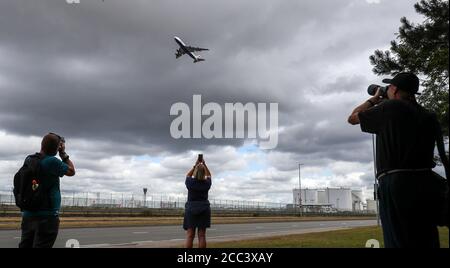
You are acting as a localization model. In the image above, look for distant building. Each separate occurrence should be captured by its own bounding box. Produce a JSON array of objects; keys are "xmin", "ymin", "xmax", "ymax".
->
[
  {"xmin": 293, "ymin": 187, "xmax": 364, "ymax": 212},
  {"xmin": 351, "ymin": 190, "xmax": 364, "ymax": 211},
  {"xmin": 366, "ymin": 199, "xmax": 378, "ymax": 213}
]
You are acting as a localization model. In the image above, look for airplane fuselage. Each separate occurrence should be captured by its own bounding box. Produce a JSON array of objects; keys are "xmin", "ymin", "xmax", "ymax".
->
[{"xmin": 174, "ymin": 36, "xmax": 199, "ymax": 62}]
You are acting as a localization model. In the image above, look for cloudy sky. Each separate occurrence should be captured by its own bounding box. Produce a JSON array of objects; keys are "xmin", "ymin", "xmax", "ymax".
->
[{"xmin": 0, "ymin": 0, "xmax": 438, "ymax": 203}]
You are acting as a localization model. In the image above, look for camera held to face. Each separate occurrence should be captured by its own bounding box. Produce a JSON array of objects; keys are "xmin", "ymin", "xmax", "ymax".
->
[
  {"xmin": 49, "ymin": 132, "xmax": 65, "ymax": 152},
  {"xmin": 58, "ymin": 136, "xmax": 65, "ymax": 152},
  {"xmin": 367, "ymin": 84, "xmax": 388, "ymax": 98}
]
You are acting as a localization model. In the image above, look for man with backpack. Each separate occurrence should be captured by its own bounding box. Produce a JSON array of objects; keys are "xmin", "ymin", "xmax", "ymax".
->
[{"xmin": 14, "ymin": 133, "xmax": 75, "ymax": 248}]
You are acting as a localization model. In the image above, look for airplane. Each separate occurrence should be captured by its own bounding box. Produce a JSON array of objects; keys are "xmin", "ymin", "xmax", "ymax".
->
[{"xmin": 174, "ymin": 36, "xmax": 209, "ymax": 63}]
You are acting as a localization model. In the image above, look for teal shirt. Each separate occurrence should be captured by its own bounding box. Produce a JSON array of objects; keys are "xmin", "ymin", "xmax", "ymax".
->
[{"xmin": 22, "ymin": 155, "xmax": 69, "ymax": 217}]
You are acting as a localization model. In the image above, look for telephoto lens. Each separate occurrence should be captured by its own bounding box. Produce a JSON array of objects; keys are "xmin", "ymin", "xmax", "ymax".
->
[{"xmin": 367, "ymin": 84, "xmax": 388, "ymax": 97}]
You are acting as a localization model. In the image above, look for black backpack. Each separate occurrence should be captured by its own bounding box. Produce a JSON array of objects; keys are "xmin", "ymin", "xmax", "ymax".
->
[{"xmin": 13, "ymin": 153, "xmax": 50, "ymax": 211}]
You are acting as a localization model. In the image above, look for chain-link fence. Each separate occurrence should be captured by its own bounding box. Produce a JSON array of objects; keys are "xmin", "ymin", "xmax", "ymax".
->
[{"xmin": 0, "ymin": 191, "xmax": 288, "ymax": 211}]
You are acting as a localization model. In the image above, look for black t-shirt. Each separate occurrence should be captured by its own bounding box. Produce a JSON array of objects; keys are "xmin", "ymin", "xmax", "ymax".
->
[
  {"xmin": 359, "ymin": 99, "xmax": 438, "ymax": 176},
  {"xmin": 185, "ymin": 176, "xmax": 212, "ymax": 201}
]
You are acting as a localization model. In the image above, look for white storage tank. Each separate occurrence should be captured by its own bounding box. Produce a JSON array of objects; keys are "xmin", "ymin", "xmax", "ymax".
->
[
  {"xmin": 351, "ymin": 190, "xmax": 364, "ymax": 211},
  {"xmin": 293, "ymin": 187, "xmax": 364, "ymax": 211},
  {"xmin": 303, "ymin": 189, "xmax": 318, "ymax": 205},
  {"xmin": 366, "ymin": 199, "xmax": 378, "ymax": 213},
  {"xmin": 317, "ymin": 190, "xmax": 327, "ymax": 204},
  {"xmin": 326, "ymin": 188, "xmax": 353, "ymax": 211},
  {"xmin": 292, "ymin": 189, "xmax": 318, "ymax": 205}
]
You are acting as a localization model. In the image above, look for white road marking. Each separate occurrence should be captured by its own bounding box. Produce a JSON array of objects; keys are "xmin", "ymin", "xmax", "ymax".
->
[
  {"xmin": 169, "ymin": 238, "xmax": 184, "ymax": 241},
  {"xmin": 13, "ymin": 237, "xmax": 20, "ymax": 239},
  {"xmin": 132, "ymin": 232, "xmax": 148, "ymax": 234},
  {"xmin": 132, "ymin": 240, "xmax": 154, "ymax": 244},
  {"xmin": 256, "ymin": 226, "xmax": 264, "ymax": 229},
  {"xmin": 82, "ymin": 243, "xmax": 111, "ymax": 248}
]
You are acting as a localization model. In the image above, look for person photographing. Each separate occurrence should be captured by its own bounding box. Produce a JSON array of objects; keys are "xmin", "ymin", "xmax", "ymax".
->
[
  {"xmin": 348, "ymin": 72, "xmax": 449, "ymax": 248},
  {"xmin": 184, "ymin": 154, "xmax": 212, "ymax": 248},
  {"xmin": 15, "ymin": 132, "xmax": 75, "ymax": 248}
]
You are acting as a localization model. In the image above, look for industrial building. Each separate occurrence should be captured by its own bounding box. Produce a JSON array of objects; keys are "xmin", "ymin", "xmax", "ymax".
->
[
  {"xmin": 365, "ymin": 199, "xmax": 378, "ymax": 213},
  {"xmin": 292, "ymin": 187, "xmax": 364, "ymax": 212}
]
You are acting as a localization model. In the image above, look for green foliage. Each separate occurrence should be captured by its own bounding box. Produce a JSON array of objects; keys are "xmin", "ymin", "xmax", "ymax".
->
[{"xmin": 370, "ymin": 0, "xmax": 449, "ymax": 136}]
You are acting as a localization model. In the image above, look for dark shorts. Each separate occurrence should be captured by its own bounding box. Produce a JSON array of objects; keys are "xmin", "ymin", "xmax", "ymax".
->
[
  {"xmin": 183, "ymin": 201, "xmax": 211, "ymax": 231},
  {"xmin": 19, "ymin": 216, "xmax": 60, "ymax": 248},
  {"xmin": 378, "ymin": 171, "xmax": 440, "ymax": 248}
]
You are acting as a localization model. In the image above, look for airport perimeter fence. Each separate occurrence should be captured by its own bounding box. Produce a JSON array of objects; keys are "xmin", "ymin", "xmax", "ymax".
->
[
  {"xmin": 0, "ymin": 191, "xmax": 289, "ymax": 210},
  {"xmin": 0, "ymin": 192, "xmax": 376, "ymax": 217}
]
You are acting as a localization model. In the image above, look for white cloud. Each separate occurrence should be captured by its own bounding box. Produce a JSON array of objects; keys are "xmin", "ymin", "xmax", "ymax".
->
[{"xmin": 0, "ymin": 131, "xmax": 379, "ymax": 203}]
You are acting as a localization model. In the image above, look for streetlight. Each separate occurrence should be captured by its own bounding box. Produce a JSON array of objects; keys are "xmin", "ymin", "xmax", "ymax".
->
[
  {"xmin": 298, "ymin": 163, "xmax": 304, "ymax": 216},
  {"xmin": 143, "ymin": 188, "xmax": 148, "ymax": 208}
]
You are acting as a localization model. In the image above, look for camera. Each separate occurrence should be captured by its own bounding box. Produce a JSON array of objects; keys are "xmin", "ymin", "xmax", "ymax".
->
[
  {"xmin": 49, "ymin": 132, "xmax": 65, "ymax": 151},
  {"xmin": 367, "ymin": 84, "xmax": 388, "ymax": 98}
]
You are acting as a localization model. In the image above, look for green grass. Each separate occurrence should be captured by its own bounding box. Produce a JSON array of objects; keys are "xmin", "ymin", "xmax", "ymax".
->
[{"xmin": 209, "ymin": 226, "xmax": 449, "ymax": 248}]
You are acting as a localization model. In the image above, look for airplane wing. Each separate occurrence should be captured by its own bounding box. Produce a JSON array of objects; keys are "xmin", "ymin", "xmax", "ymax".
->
[{"xmin": 186, "ymin": 46, "xmax": 209, "ymax": 52}]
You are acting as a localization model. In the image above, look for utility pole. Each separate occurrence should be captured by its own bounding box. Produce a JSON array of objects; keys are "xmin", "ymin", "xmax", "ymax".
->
[
  {"xmin": 372, "ymin": 135, "xmax": 381, "ymax": 226},
  {"xmin": 298, "ymin": 163, "xmax": 304, "ymax": 216}
]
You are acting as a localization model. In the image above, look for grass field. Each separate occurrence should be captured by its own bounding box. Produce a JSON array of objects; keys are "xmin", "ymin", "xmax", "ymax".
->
[
  {"xmin": 208, "ymin": 226, "xmax": 449, "ymax": 248},
  {"xmin": 0, "ymin": 216, "xmax": 375, "ymax": 230}
]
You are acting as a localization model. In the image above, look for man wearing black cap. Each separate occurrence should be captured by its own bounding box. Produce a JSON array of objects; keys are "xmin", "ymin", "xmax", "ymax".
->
[{"xmin": 348, "ymin": 72, "xmax": 444, "ymax": 248}]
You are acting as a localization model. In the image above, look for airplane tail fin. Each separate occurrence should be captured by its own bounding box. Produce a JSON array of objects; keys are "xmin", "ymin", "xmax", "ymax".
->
[{"xmin": 194, "ymin": 56, "xmax": 205, "ymax": 63}]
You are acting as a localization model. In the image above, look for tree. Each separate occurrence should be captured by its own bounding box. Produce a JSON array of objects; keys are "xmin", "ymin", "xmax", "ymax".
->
[{"xmin": 370, "ymin": 0, "xmax": 449, "ymax": 137}]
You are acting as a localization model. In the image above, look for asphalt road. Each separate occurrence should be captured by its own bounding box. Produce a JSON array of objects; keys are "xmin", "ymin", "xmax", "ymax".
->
[{"xmin": 0, "ymin": 219, "xmax": 377, "ymax": 248}]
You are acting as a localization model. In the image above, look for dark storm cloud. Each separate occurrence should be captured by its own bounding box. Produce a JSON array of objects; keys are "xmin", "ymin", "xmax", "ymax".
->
[{"xmin": 0, "ymin": 0, "xmax": 421, "ymax": 159}]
